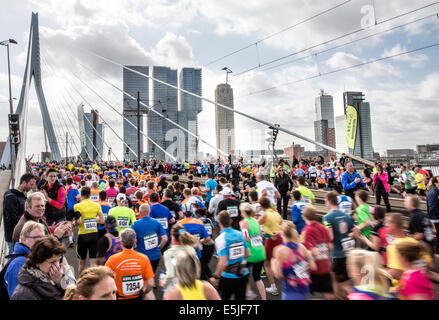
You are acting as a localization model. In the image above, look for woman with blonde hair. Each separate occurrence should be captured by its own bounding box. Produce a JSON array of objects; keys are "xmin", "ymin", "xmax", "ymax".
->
[
  {"xmin": 163, "ymin": 248, "xmax": 220, "ymax": 300},
  {"xmin": 346, "ymin": 249, "xmax": 394, "ymax": 300},
  {"xmin": 271, "ymin": 221, "xmax": 316, "ymax": 300},
  {"xmin": 160, "ymin": 224, "xmax": 198, "ymax": 290},
  {"xmin": 64, "ymin": 266, "xmax": 117, "ymax": 300}
]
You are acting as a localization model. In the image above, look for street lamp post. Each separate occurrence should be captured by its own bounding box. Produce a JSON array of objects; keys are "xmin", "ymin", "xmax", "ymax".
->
[
  {"xmin": 1, "ymin": 39, "xmax": 18, "ymax": 188},
  {"xmin": 222, "ymin": 67, "xmax": 232, "ymax": 84}
]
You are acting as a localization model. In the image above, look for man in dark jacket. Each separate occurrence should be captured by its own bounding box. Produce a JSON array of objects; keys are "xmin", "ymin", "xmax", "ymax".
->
[
  {"xmin": 3, "ymin": 173, "xmax": 36, "ymax": 254},
  {"xmin": 426, "ymin": 176, "xmax": 439, "ymax": 253},
  {"xmin": 274, "ymin": 168, "xmax": 294, "ymax": 219}
]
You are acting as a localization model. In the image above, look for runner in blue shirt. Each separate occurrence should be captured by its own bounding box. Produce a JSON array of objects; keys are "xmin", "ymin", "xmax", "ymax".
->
[
  {"xmin": 130, "ymin": 203, "xmax": 168, "ymax": 273},
  {"xmin": 205, "ymin": 173, "xmax": 218, "ymax": 207},
  {"xmin": 148, "ymin": 192, "xmax": 175, "ymax": 247},
  {"xmin": 209, "ymin": 211, "xmax": 250, "ymax": 300},
  {"xmin": 291, "ymin": 190, "xmax": 306, "ymax": 234},
  {"xmin": 322, "ymin": 191, "xmax": 358, "ymax": 299}
]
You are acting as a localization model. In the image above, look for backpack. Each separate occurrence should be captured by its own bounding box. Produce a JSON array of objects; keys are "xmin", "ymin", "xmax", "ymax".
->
[{"xmin": 0, "ymin": 253, "xmax": 27, "ymax": 301}]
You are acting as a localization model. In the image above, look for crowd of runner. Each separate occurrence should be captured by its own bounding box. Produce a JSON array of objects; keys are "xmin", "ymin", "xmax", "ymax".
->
[{"xmin": 1, "ymin": 154, "xmax": 439, "ymax": 300}]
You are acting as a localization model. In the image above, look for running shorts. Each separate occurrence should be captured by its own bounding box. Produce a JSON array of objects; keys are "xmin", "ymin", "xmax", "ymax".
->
[
  {"xmin": 417, "ymin": 189, "xmax": 426, "ymax": 197},
  {"xmin": 264, "ymin": 237, "xmax": 283, "ymax": 261},
  {"xmin": 332, "ymin": 257, "xmax": 349, "ymax": 283},
  {"xmin": 318, "ymin": 183, "xmax": 325, "ymax": 189},
  {"xmin": 310, "ymin": 273, "xmax": 333, "ymax": 293},
  {"xmin": 76, "ymin": 232, "xmax": 99, "ymax": 260},
  {"xmin": 247, "ymin": 261, "xmax": 264, "ymax": 282},
  {"xmin": 406, "ymin": 188, "xmax": 416, "ymax": 195}
]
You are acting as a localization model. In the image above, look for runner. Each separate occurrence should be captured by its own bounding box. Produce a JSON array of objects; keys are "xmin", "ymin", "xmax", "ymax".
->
[
  {"xmin": 126, "ymin": 178, "xmax": 140, "ymax": 205},
  {"xmin": 160, "ymin": 189, "xmax": 182, "ymax": 221},
  {"xmin": 65, "ymin": 177, "xmax": 80, "ymax": 247},
  {"xmin": 209, "ymin": 210, "xmax": 250, "ymax": 300},
  {"xmin": 130, "ymin": 204, "xmax": 167, "ymax": 273},
  {"xmin": 323, "ymin": 191, "xmax": 358, "ymax": 299},
  {"xmin": 335, "ymin": 185, "xmax": 355, "ymax": 216},
  {"xmin": 105, "ymin": 229, "xmax": 155, "ymax": 300},
  {"xmin": 108, "ymin": 194, "xmax": 136, "ymax": 233},
  {"xmin": 354, "ymin": 190, "xmax": 373, "ymax": 241},
  {"xmin": 161, "ymin": 224, "xmax": 198, "ymax": 290},
  {"xmin": 239, "ymin": 203, "xmax": 266, "ymax": 300},
  {"xmin": 97, "ymin": 191, "xmax": 112, "ymax": 239},
  {"xmin": 295, "ymin": 176, "xmax": 315, "ymax": 205},
  {"xmin": 90, "ymin": 182, "xmax": 101, "ymax": 202},
  {"xmin": 291, "ymin": 190, "xmax": 306, "ymax": 234},
  {"xmin": 149, "ymin": 192, "xmax": 175, "ymax": 250},
  {"xmin": 271, "ymin": 221, "xmax": 316, "ymax": 300},
  {"xmin": 217, "ymin": 187, "xmax": 242, "ymax": 231},
  {"xmin": 163, "ymin": 248, "xmax": 221, "ymax": 300},
  {"xmin": 194, "ymin": 208, "xmax": 215, "ymax": 281},
  {"xmin": 105, "ymin": 179, "xmax": 119, "ymax": 207},
  {"xmin": 341, "ymin": 162, "xmax": 365, "ymax": 203},
  {"xmin": 426, "ymin": 176, "xmax": 439, "ymax": 254},
  {"xmin": 258, "ymin": 197, "xmax": 283, "ymax": 296},
  {"xmin": 394, "ymin": 241, "xmax": 435, "ymax": 300},
  {"xmin": 96, "ymin": 216, "xmax": 122, "ymax": 265},
  {"xmin": 256, "ymin": 173, "xmax": 280, "ymax": 208},
  {"xmin": 405, "ymin": 195, "xmax": 434, "ymax": 252},
  {"xmin": 346, "ymin": 249, "xmax": 393, "ymax": 300},
  {"xmin": 73, "ymin": 187, "xmax": 105, "ymax": 276},
  {"xmin": 302, "ymin": 206, "xmax": 334, "ymax": 299},
  {"xmin": 40, "ymin": 168, "xmax": 67, "ymax": 227}
]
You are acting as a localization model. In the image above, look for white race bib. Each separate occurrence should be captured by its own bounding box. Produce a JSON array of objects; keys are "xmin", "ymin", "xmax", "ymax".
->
[
  {"xmin": 229, "ymin": 242, "xmax": 245, "ymax": 260},
  {"xmin": 250, "ymin": 234, "xmax": 263, "ymax": 248},
  {"xmin": 205, "ymin": 224, "xmax": 212, "ymax": 235},
  {"xmin": 425, "ymin": 227, "xmax": 433, "ymax": 242},
  {"xmin": 144, "ymin": 233, "xmax": 158, "ymax": 250},
  {"xmin": 227, "ymin": 206, "xmax": 239, "ymax": 218},
  {"xmin": 316, "ymin": 243, "xmax": 329, "ymax": 260},
  {"xmin": 341, "ymin": 237, "xmax": 355, "ymax": 252},
  {"xmin": 122, "ymin": 275, "xmax": 143, "ymax": 296},
  {"xmin": 117, "ymin": 217, "xmax": 129, "ymax": 229},
  {"xmin": 303, "ymin": 196, "xmax": 311, "ymax": 204},
  {"xmin": 90, "ymin": 194, "xmax": 99, "ymax": 202},
  {"xmin": 157, "ymin": 217, "xmax": 168, "ymax": 230},
  {"xmin": 129, "ymin": 193, "xmax": 137, "ymax": 201},
  {"xmin": 84, "ymin": 218, "xmax": 97, "ymax": 232},
  {"xmin": 108, "ymin": 197, "xmax": 115, "ymax": 205}
]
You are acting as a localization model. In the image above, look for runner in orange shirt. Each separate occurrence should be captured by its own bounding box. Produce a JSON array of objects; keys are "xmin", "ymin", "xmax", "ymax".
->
[{"xmin": 105, "ymin": 228, "xmax": 155, "ymax": 300}]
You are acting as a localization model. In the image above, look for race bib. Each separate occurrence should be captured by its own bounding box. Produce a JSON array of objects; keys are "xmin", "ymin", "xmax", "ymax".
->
[
  {"xmin": 157, "ymin": 217, "xmax": 168, "ymax": 230},
  {"xmin": 293, "ymin": 261, "xmax": 309, "ymax": 280},
  {"xmin": 341, "ymin": 237, "xmax": 355, "ymax": 252},
  {"xmin": 144, "ymin": 233, "xmax": 158, "ymax": 250},
  {"xmin": 340, "ymin": 204, "xmax": 352, "ymax": 215},
  {"xmin": 250, "ymin": 234, "xmax": 263, "ymax": 248},
  {"xmin": 90, "ymin": 194, "xmax": 99, "ymax": 202},
  {"xmin": 129, "ymin": 193, "xmax": 137, "ymax": 201},
  {"xmin": 316, "ymin": 243, "xmax": 329, "ymax": 260},
  {"xmin": 227, "ymin": 206, "xmax": 239, "ymax": 218},
  {"xmin": 229, "ymin": 242, "xmax": 245, "ymax": 260},
  {"xmin": 425, "ymin": 227, "xmax": 433, "ymax": 242},
  {"xmin": 303, "ymin": 196, "xmax": 311, "ymax": 204},
  {"xmin": 205, "ymin": 224, "xmax": 213, "ymax": 235},
  {"xmin": 386, "ymin": 234, "xmax": 394, "ymax": 245},
  {"xmin": 118, "ymin": 216, "xmax": 129, "ymax": 229},
  {"xmin": 122, "ymin": 275, "xmax": 143, "ymax": 296},
  {"xmin": 108, "ymin": 197, "xmax": 116, "ymax": 205},
  {"xmin": 84, "ymin": 218, "xmax": 97, "ymax": 232}
]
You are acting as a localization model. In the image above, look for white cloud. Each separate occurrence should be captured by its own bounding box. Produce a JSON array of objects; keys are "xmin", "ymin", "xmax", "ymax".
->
[{"xmin": 382, "ymin": 44, "xmax": 428, "ymax": 68}]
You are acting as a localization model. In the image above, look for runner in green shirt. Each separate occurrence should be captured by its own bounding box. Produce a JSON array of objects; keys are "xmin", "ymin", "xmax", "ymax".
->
[
  {"xmin": 296, "ymin": 176, "xmax": 315, "ymax": 205},
  {"xmin": 355, "ymin": 191, "xmax": 372, "ymax": 238},
  {"xmin": 108, "ymin": 194, "xmax": 136, "ymax": 233}
]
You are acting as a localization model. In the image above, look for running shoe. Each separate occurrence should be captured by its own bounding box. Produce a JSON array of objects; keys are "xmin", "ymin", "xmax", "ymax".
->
[
  {"xmin": 265, "ymin": 286, "xmax": 279, "ymax": 296},
  {"xmin": 246, "ymin": 291, "xmax": 258, "ymax": 300}
]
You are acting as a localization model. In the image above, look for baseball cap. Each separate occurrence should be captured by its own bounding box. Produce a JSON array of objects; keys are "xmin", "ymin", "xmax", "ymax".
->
[
  {"xmin": 221, "ymin": 187, "xmax": 232, "ymax": 196},
  {"xmin": 105, "ymin": 215, "xmax": 117, "ymax": 229},
  {"xmin": 116, "ymin": 193, "xmax": 127, "ymax": 202}
]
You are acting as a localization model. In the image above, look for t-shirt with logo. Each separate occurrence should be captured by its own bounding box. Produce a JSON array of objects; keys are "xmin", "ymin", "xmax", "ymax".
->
[
  {"xmin": 105, "ymin": 249, "xmax": 154, "ymax": 300},
  {"xmin": 74, "ymin": 199, "xmax": 102, "ymax": 235},
  {"xmin": 205, "ymin": 179, "xmax": 218, "ymax": 203},
  {"xmin": 291, "ymin": 201, "xmax": 306, "ymax": 234},
  {"xmin": 215, "ymin": 227, "xmax": 249, "ymax": 279},
  {"xmin": 109, "ymin": 206, "xmax": 136, "ymax": 233},
  {"xmin": 303, "ymin": 222, "xmax": 331, "ymax": 274},
  {"xmin": 131, "ymin": 216, "xmax": 167, "ymax": 262},
  {"xmin": 323, "ymin": 209, "xmax": 355, "ymax": 259}
]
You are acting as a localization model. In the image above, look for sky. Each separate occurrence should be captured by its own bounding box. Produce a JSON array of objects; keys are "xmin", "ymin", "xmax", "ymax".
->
[{"xmin": 1, "ymin": 0, "xmax": 439, "ymax": 161}]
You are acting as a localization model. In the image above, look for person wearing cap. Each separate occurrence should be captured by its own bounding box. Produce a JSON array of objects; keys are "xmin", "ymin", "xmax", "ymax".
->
[
  {"xmin": 108, "ymin": 193, "xmax": 136, "ymax": 233},
  {"xmin": 97, "ymin": 215, "xmax": 123, "ymax": 265},
  {"xmin": 216, "ymin": 186, "xmax": 242, "ymax": 231}
]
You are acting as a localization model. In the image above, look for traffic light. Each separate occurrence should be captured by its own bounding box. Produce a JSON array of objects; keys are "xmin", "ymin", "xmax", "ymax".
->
[{"xmin": 9, "ymin": 114, "xmax": 20, "ymax": 145}]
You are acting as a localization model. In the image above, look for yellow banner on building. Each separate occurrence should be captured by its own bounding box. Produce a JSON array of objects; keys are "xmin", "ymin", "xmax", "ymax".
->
[{"xmin": 346, "ymin": 105, "xmax": 357, "ymax": 150}]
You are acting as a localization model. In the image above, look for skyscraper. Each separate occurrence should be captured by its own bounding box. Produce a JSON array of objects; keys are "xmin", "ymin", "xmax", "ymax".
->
[
  {"xmin": 123, "ymin": 66, "xmax": 149, "ymax": 161},
  {"xmin": 148, "ymin": 66, "xmax": 178, "ymax": 160},
  {"xmin": 179, "ymin": 68, "xmax": 202, "ymax": 161},
  {"xmin": 80, "ymin": 109, "xmax": 104, "ymax": 160},
  {"xmin": 343, "ymin": 91, "xmax": 374, "ymax": 160},
  {"xmin": 215, "ymin": 83, "xmax": 235, "ymax": 158},
  {"xmin": 314, "ymin": 90, "xmax": 336, "ymax": 157}
]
